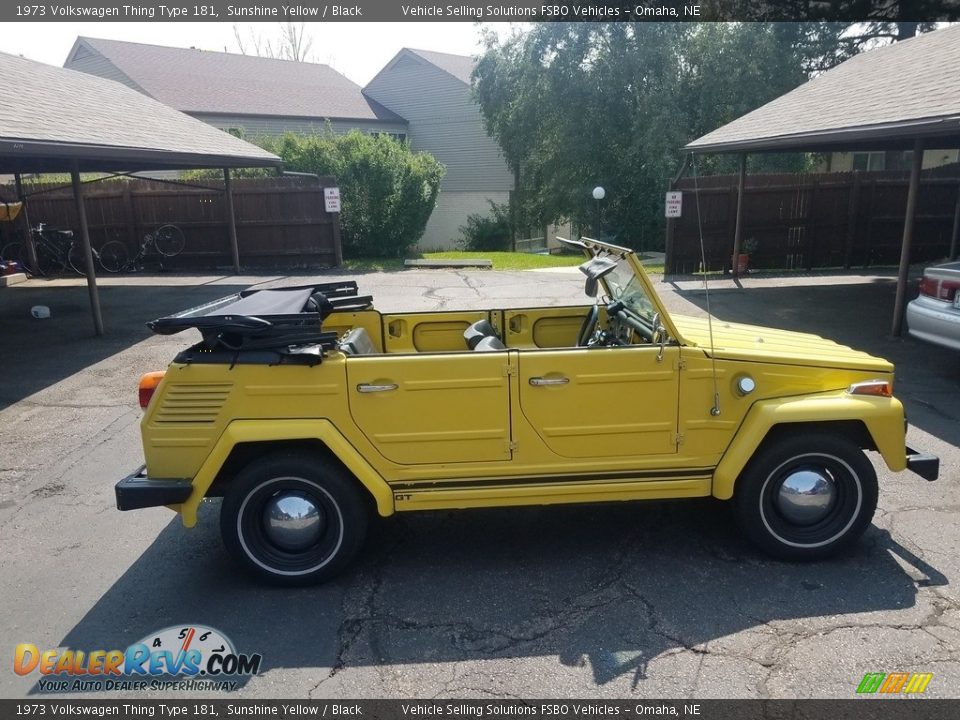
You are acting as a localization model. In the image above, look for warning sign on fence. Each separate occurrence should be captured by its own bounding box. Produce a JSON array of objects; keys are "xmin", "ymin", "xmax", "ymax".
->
[
  {"xmin": 665, "ymin": 191, "xmax": 682, "ymax": 218},
  {"xmin": 324, "ymin": 187, "xmax": 341, "ymax": 213}
]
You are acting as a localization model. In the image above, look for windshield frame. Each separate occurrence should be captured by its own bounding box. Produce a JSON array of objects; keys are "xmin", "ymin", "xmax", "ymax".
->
[{"xmin": 574, "ymin": 237, "xmax": 685, "ymax": 345}]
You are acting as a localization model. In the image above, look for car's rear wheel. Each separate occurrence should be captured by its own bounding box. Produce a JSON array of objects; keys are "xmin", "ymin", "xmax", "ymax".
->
[
  {"xmin": 220, "ymin": 452, "xmax": 368, "ymax": 586},
  {"xmin": 734, "ymin": 432, "xmax": 878, "ymax": 560}
]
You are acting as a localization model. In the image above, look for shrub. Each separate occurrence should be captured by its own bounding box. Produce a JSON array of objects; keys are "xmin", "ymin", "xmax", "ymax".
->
[
  {"xmin": 259, "ymin": 131, "xmax": 444, "ymax": 258},
  {"xmin": 459, "ymin": 202, "xmax": 512, "ymax": 251}
]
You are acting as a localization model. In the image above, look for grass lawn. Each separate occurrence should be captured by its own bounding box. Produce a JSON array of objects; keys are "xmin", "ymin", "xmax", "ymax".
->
[
  {"xmin": 343, "ymin": 251, "xmax": 665, "ymax": 274},
  {"xmin": 425, "ymin": 251, "xmax": 584, "ymax": 270}
]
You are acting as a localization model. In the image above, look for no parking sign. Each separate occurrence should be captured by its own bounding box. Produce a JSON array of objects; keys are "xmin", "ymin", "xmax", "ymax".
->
[{"xmin": 324, "ymin": 187, "xmax": 341, "ymax": 213}]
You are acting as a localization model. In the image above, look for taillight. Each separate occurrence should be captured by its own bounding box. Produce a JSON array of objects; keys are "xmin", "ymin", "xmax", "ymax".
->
[
  {"xmin": 919, "ymin": 276, "xmax": 960, "ymax": 301},
  {"xmin": 939, "ymin": 280, "xmax": 959, "ymax": 302},
  {"xmin": 848, "ymin": 380, "xmax": 892, "ymax": 397},
  {"xmin": 139, "ymin": 371, "xmax": 165, "ymax": 409}
]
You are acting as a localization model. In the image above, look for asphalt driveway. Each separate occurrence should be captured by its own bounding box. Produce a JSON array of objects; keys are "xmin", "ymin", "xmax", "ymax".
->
[{"xmin": 1, "ymin": 268, "xmax": 958, "ymax": 699}]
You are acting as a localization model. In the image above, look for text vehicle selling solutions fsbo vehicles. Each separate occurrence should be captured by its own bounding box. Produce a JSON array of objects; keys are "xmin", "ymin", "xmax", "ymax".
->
[{"xmin": 116, "ymin": 238, "xmax": 939, "ymax": 585}]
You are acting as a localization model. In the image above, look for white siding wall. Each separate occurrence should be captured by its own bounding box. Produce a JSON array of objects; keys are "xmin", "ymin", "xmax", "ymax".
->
[
  {"xmin": 364, "ymin": 53, "xmax": 513, "ymax": 249},
  {"xmin": 419, "ymin": 191, "xmax": 510, "ymax": 251}
]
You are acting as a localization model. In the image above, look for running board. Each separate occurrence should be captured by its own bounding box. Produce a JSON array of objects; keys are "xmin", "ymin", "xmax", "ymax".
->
[{"xmin": 392, "ymin": 476, "xmax": 712, "ymax": 512}]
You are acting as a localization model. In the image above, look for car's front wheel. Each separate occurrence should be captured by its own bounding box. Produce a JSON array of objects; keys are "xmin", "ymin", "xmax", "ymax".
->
[
  {"xmin": 734, "ymin": 433, "xmax": 878, "ymax": 560},
  {"xmin": 220, "ymin": 452, "xmax": 368, "ymax": 586}
]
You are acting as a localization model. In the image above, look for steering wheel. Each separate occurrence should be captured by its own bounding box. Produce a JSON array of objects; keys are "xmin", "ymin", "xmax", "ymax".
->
[{"xmin": 577, "ymin": 305, "xmax": 599, "ymax": 347}]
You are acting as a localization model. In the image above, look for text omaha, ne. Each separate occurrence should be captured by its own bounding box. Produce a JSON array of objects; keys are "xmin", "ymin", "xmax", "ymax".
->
[{"xmin": 401, "ymin": 4, "xmax": 702, "ymax": 18}]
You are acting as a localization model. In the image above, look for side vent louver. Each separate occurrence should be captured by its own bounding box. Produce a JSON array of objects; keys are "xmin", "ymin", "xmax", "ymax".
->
[{"xmin": 154, "ymin": 384, "xmax": 231, "ymax": 424}]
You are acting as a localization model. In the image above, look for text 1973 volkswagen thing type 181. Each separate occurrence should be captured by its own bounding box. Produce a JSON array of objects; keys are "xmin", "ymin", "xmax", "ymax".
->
[{"xmin": 116, "ymin": 238, "xmax": 939, "ymax": 585}]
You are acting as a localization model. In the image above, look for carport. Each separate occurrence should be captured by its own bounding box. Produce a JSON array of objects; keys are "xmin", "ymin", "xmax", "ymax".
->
[
  {"xmin": 685, "ymin": 25, "xmax": 960, "ymax": 336},
  {"xmin": 0, "ymin": 51, "xmax": 281, "ymax": 335}
]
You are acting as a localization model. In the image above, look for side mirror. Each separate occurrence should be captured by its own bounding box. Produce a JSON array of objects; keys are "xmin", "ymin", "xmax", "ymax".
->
[{"xmin": 579, "ymin": 255, "xmax": 618, "ymax": 298}]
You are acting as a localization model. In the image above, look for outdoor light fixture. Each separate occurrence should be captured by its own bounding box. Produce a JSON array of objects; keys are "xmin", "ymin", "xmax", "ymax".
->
[{"xmin": 592, "ymin": 186, "xmax": 606, "ymax": 238}]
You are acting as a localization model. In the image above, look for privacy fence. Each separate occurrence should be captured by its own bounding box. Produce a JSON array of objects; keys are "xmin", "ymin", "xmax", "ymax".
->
[
  {"xmin": 665, "ymin": 164, "xmax": 960, "ymax": 275},
  {"xmin": 0, "ymin": 175, "xmax": 342, "ymax": 269}
]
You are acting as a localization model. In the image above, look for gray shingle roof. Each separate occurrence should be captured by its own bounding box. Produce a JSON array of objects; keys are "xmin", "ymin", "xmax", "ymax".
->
[
  {"xmin": 0, "ymin": 51, "xmax": 280, "ymax": 173},
  {"xmin": 73, "ymin": 37, "xmax": 405, "ymax": 123},
  {"xmin": 687, "ymin": 25, "xmax": 960, "ymax": 153},
  {"xmin": 406, "ymin": 48, "xmax": 475, "ymax": 85}
]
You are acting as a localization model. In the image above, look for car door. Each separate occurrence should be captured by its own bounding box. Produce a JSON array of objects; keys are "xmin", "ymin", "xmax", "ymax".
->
[
  {"xmin": 346, "ymin": 352, "xmax": 512, "ymax": 465},
  {"xmin": 517, "ymin": 345, "xmax": 680, "ymax": 459}
]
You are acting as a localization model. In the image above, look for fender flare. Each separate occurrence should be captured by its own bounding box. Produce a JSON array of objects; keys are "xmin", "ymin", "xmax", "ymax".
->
[
  {"xmin": 712, "ymin": 392, "xmax": 906, "ymax": 500},
  {"xmin": 179, "ymin": 419, "xmax": 394, "ymax": 527}
]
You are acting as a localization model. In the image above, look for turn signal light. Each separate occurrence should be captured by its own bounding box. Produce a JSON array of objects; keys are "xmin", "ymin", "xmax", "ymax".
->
[
  {"xmin": 918, "ymin": 276, "xmax": 939, "ymax": 298},
  {"xmin": 138, "ymin": 371, "xmax": 166, "ymax": 409},
  {"xmin": 848, "ymin": 380, "xmax": 892, "ymax": 397}
]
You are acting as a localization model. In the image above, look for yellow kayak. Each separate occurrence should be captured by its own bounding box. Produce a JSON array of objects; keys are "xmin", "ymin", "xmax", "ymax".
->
[{"xmin": 0, "ymin": 202, "xmax": 23, "ymax": 222}]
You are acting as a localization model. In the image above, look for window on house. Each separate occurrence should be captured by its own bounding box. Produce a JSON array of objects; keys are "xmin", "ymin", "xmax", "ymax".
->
[
  {"xmin": 852, "ymin": 152, "xmax": 885, "ymax": 171},
  {"xmin": 886, "ymin": 150, "xmax": 914, "ymax": 171},
  {"xmin": 852, "ymin": 150, "xmax": 917, "ymax": 172}
]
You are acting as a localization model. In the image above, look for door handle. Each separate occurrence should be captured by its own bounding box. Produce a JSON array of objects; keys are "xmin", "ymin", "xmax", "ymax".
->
[
  {"xmin": 529, "ymin": 376, "xmax": 569, "ymax": 386},
  {"xmin": 357, "ymin": 383, "xmax": 398, "ymax": 393}
]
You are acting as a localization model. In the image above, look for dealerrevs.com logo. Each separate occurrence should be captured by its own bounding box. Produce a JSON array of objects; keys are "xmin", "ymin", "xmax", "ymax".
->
[{"xmin": 15, "ymin": 625, "xmax": 262, "ymax": 693}]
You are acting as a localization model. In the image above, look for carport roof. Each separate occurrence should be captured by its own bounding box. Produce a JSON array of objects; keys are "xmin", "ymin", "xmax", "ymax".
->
[
  {"xmin": 686, "ymin": 24, "xmax": 960, "ymax": 154},
  {"xmin": 0, "ymin": 51, "xmax": 281, "ymax": 174}
]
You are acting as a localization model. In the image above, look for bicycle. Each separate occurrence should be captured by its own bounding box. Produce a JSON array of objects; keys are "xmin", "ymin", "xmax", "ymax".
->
[
  {"xmin": 97, "ymin": 224, "xmax": 185, "ymax": 273},
  {"xmin": 0, "ymin": 223, "xmax": 88, "ymax": 277}
]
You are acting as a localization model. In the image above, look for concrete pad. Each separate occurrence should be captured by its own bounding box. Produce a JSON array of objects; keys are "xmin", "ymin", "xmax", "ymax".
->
[{"xmin": 0, "ymin": 272, "xmax": 27, "ymax": 286}]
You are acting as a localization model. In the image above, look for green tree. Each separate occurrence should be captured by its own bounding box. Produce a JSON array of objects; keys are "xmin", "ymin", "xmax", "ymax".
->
[
  {"xmin": 259, "ymin": 131, "xmax": 445, "ymax": 257},
  {"xmin": 472, "ymin": 22, "xmax": 934, "ymax": 250}
]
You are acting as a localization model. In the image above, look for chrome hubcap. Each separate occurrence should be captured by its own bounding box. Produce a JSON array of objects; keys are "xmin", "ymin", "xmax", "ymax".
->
[
  {"xmin": 775, "ymin": 468, "xmax": 836, "ymax": 525},
  {"xmin": 262, "ymin": 492, "xmax": 323, "ymax": 551}
]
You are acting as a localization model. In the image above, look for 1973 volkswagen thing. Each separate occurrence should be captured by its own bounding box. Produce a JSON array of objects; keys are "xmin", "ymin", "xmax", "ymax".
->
[{"xmin": 116, "ymin": 238, "xmax": 939, "ymax": 585}]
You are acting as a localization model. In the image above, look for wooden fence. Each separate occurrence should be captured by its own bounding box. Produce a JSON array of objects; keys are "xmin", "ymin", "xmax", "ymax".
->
[
  {"xmin": 666, "ymin": 164, "xmax": 960, "ymax": 275},
  {"xmin": 0, "ymin": 175, "xmax": 342, "ymax": 269}
]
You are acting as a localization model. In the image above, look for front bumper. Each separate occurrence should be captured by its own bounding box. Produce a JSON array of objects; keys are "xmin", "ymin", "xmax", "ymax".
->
[
  {"xmin": 906, "ymin": 447, "xmax": 939, "ymax": 481},
  {"xmin": 115, "ymin": 466, "xmax": 193, "ymax": 511}
]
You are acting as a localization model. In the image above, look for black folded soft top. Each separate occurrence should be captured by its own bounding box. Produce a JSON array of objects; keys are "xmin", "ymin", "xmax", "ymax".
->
[{"xmin": 146, "ymin": 281, "xmax": 373, "ymax": 357}]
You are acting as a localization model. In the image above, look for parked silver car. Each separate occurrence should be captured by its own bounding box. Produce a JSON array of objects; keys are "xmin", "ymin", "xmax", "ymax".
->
[{"xmin": 907, "ymin": 261, "xmax": 960, "ymax": 350}]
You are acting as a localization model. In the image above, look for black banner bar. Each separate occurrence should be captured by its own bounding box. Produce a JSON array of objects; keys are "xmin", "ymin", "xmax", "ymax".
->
[
  {"xmin": 2, "ymin": 0, "xmax": 959, "ymax": 23},
  {"xmin": 2, "ymin": 700, "xmax": 959, "ymax": 720}
]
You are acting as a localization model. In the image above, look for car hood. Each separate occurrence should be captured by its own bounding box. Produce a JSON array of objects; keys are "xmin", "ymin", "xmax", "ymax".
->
[{"xmin": 672, "ymin": 315, "xmax": 893, "ymax": 372}]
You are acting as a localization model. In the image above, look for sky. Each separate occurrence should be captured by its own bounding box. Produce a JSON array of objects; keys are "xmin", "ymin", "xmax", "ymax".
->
[{"xmin": 1, "ymin": 22, "xmax": 508, "ymax": 85}]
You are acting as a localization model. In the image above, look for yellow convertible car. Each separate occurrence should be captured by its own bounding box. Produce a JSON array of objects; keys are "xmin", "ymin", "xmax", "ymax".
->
[{"xmin": 116, "ymin": 238, "xmax": 938, "ymax": 585}]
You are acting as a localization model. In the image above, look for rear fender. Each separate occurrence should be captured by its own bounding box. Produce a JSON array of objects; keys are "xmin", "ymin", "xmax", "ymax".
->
[
  {"xmin": 178, "ymin": 419, "xmax": 394, "ymax": 527},
  {"xmin": 713, "ymin": 392, "xmax": 906, "ymax": 500}
]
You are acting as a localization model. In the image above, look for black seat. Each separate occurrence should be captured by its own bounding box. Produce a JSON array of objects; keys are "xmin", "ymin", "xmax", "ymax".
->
[
  {"xmin": 474, "ymin": 335, "xmax": 506, "ymax": 351},
  {"xmin": 338, "ymin": 327, "xmax": 377, "ymax": 355},
  {"xmin": 464, "ymin": 319, "xmax": 499, "ymax": 349}
]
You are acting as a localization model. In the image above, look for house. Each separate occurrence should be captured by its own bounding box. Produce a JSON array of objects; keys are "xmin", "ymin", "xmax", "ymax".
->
[
  {"xmin": 65, "ymin": 38, "xmax": 514, "ymax": 250},
  {"xmin": 363, "ymin": 49, "xmax": 514, "ymax": 250},
  {"xmin": 821, "ymin": 148, "xmax": 959, "ymax": 173},
  {"xmin": 65, "ymin": 37, "xmax": 407, "ymax": 139}
]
